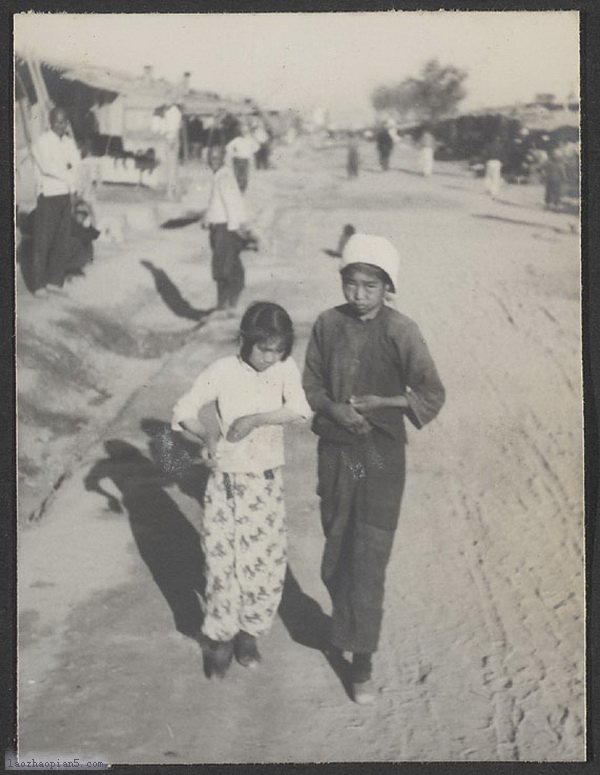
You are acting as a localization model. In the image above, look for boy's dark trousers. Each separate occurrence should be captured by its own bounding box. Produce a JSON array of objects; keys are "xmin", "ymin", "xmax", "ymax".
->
[
  {"xmin": 317, "ymin": 431, "xmax": 406, "ymax": 654},
  {"xmin": 209, "ymin": 223, "xmax": 245, "ymax": 309},
  {"xmin": 32, "ymin": 194, "xmax": 72, "ymax": 290}
]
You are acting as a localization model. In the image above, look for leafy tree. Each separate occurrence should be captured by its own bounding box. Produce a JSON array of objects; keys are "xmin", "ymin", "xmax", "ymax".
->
[{"xmin": 372, "ymin": 59, "xmax": 468, "ymax": 124}]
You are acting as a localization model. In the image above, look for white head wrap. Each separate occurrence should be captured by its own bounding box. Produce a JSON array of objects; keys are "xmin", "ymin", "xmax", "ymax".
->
[{"xmin": 340, "ymin": 233, "xmax": 399, "ymax": 292}]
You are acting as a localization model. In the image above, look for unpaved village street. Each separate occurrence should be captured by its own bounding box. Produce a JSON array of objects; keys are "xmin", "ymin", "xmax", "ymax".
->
[{"xmin": 17, "ymin": 140, "xmax": 584, "ymax": 763}]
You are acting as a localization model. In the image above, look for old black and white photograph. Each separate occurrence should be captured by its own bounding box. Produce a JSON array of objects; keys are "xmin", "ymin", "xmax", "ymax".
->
[{"xmin": 13, "ymin": 9, "xmax": 584, "ymax": 765}]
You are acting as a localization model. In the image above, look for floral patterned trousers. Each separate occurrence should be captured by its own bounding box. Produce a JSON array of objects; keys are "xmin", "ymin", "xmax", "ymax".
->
[{"xmin": 200, "ymin": 467, "xmax": 287, "ymax": 641}]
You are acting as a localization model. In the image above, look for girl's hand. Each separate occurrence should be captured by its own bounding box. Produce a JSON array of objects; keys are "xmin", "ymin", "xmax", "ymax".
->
[
  {"xmin": 227, "ymin": 415, "xmax": 258, "ymax": 442},
  {"xmin": 349, "ymin": 395, "xmax": 383, "ymax": 414},
  {"xmin": 200, "ymin": 444, "xmax": 219, "ymax": 470}
]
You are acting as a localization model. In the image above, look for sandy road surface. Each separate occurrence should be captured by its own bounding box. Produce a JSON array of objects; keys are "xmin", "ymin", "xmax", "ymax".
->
[{"xmin": 17, "ymin": 141, "xmax": 584, "ymax": 762}]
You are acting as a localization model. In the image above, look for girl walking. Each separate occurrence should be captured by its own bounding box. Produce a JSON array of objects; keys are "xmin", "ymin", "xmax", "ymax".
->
[{"xmin": 171, "ymin": 302, "xmax": 311, "ymax": 677}]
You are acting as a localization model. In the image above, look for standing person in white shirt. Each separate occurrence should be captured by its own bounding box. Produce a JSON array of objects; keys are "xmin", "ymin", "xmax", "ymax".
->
[
  {"xmin": 171, "ymin": 301, "xmax": 312, "ymax": 677},
  {"xmin": 225, "ymin": 123, "xmax": 259, "ymax": 193},
  {"xmin": 204, "ymin": 145, "xmax": 249, "ymax": 313},
  {"xmin": 419, "ymin": 128, "xmax": 436, "ymax": 177},
  {"xmin": 31, "ymin": 107, "xmax": 81, "ymax": 297},
  {"xmin": 163, "ymin": 103, "xmax": 182, "ymax": 200}
]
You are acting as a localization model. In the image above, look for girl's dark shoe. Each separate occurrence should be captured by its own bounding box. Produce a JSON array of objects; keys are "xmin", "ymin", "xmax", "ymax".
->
[
  {"xmin": 234, "ymin": 631, "xmax": 261, "ymax": 668},
  {"xmin": 204, "ymin": 638, "xmax": 234, "ymax": 678}
]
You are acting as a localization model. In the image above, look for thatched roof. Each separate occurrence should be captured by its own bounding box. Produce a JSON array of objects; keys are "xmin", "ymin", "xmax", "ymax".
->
[{"xmin": 16, "ymin": 52, "xmax": 258, "ymax": 116}]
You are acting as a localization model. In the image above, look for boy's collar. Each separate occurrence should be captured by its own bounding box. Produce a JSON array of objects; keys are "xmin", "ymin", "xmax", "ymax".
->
[{"xmin": 340, "ymin": 303, "xmax": 386, "ymax": 321}]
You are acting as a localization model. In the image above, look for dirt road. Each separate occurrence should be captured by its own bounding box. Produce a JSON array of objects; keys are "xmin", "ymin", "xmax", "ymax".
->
[{"xmin": 17, "ymin": 140, "xmax": 584, "ymax": 762}]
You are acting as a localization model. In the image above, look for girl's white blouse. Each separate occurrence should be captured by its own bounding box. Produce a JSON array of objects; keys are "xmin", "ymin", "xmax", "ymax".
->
[{"xmin": 171, "ymin": 355, "xmax": 311, "ymax": 473}]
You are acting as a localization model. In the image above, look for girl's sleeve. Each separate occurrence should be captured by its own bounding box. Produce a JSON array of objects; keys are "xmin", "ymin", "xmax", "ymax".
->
[
  {"xmin": 282, "ymin": 358, "xmax": 312, "ymax": 419},
  {"xmin": 171, "ymin": 360, "xmax": 223, "ymax": 431}
]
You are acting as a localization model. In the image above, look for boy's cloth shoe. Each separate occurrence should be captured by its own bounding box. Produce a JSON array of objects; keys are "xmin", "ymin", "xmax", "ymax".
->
[
  {"xmin": 352, "ymin": 679, "xmax": 377, "ymax": 705},
  {"xmin": 351, "ymin": 653, "xmax": 373, "ymax": 684},
  {"xmin": 204, "ymin": 638, "xmax": 233, "ymax": 678},
  {"xmin": 234, "ymin": 631, "xmax": 261, "ymax": 668}
]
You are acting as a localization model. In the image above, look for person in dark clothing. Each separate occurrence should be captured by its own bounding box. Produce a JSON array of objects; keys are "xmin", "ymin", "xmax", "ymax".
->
[
  {"xmin": 66, "ymin": 198, "xmax": 100, "ymax": 278},
  {"xmin": 347, "ymin": 134, "xmax": 360, "ymax": 178},
  {"xmin": 544, "ymin": 149, "xmax": 566, "ymax": 210},
  {"xmin": 31, "ymin": 107, "xmax": 81, "ymax": 297},
  {"xmin": 375, "ymin": 127, "xmax": 393, "ymax": 171},
  {"xmin": 303, "ymin": 233, "xmax": 445, "ymax": 704}
]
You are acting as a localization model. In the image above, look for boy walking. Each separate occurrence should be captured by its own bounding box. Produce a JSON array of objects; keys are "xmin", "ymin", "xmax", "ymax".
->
[
  {"xmin": 204, "ymin": 145, "xmax": 249, "ymax": 313},
  {"xmin": 303, "ymin": 233, "xmax": 445, "ymax": 704}
]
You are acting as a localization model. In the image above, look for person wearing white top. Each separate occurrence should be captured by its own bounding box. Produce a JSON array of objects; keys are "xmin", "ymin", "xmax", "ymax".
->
[
  {"xmin": 171, "ymin": 302, "xmax": 311, "ymax": 676},
  {"xmin": 163, "ymin": 104, "xmax": 182, "ymax": 199},
  {"xmin": 204, "ymin": 145, "xmax": 249, "ymax": 311},
  {"xmin": 225, "ymin": 125, "xmax": 259, "ymax": 192},
  {"xmin": 31, "ymin": 107, "xmax": 81, "ymax": 296}
]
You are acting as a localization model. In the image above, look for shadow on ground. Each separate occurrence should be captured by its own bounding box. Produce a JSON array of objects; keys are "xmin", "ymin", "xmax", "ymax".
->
[
  {"xmin": 84, "ymin": 434, "xmax": 208, "ymax": 640},
  {"xmin": 472, "ymin": 212, "xmax": 577, "ymax": 234},
  {"xmin": 278, "ymin": 567, "xmax": 353, "ymax": 699},
  {"xmin": 141, "ymin": 259, "xmax": 214, "ymax": 322}
]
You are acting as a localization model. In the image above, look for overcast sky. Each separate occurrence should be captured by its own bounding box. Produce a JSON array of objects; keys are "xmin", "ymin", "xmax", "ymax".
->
[{"xmin": 15, "ymin": 12, "xmax": 579, "ymax": 123}]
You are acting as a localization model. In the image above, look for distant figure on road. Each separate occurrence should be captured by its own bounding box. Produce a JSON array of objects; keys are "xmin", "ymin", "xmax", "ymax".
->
[
  {"xmin": 226, "ymin": 123, "xmax": 259, "ymax": 193},
  {"xmin": 253, "ymin": 121, "xmax": 271, "ymax": 170},
  {"xmin": 484, "ymin": 159, "xmax": 503, "ymax": 199},
  {"xmin": 346, "ymin": 134, "xmax": 360, "ymax": 178},
  {"xmin": 172, "ymin": 301, "xmax": 311, "ymax": 678},
  {"xmin": 543, "ymin": 148, "xmax": 566, "ymax": 211},
  {"xmin": 162, "ymin": 103, "xmax": 183, "ymax": 199},
  {"xmin": 31, "ymin": 107, "xmax": 81, "ymax": 298},
  {"xmin": 204, "ymin": 145, "xmax": 249, "ymax": 313},
  {"xmin": 303, "ymin": 233, "xmax": 445, "ymax": 705},
  {"xmin": 419, "ymin": 129, "xmax": 435, "ymax": 177},
  {"xmin": 375, "ymin": 126, "xmax": 393, "ymax": 171},
  {"xmin": 188, "ymin": 116, "xmax": 205, "ymax": 161},
  {"xmin": 484, "ymin": 138, "xmax": 503, "ymax": 199}
]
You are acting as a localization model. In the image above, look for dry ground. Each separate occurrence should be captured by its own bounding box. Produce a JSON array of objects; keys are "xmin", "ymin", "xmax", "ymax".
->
[{"xmin": 17, "ymin": 139, "xmax": 584, "ymax": 763}]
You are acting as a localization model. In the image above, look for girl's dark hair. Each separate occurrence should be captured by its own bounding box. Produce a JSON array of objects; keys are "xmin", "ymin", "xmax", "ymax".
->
[
  {"xmin": 239, "ymin": 302, "xmax": 294, "ymax": 362},
  {"xmin": 341, "ymin": 262, "xmax": 392, "ymax": 288}
]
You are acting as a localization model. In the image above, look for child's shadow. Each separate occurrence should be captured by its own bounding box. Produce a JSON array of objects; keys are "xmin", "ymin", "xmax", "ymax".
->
[
  {"xmin": 278, "ymin": 567, "xmax": 353, "ymax": 699},
  {"xmin": 84, "ymin": 430, "xmax": 209, "ymax": 642}
]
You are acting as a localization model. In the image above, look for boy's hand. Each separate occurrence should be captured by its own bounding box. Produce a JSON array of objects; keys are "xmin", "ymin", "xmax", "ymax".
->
[
  {"xmin": 349, "ymin": 395, "xmax": 383, "ymax": 414},
  {"xmin": 227, "ymin": 414, "xmax": 258, "ymax": 442},
  {"xmin": 328, "ymin": 403, "xmax": 371, "ymax": 435}
]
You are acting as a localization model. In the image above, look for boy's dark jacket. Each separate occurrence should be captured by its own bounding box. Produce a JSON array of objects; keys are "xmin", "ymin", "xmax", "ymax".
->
[{"xmin": 303, "ymin": 303, "xmax": 445, "ymax": 445}]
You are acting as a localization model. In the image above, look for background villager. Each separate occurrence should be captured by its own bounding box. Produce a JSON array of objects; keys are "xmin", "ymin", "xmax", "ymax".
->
[
  {"xmin": 543, "ymin": 147, "xmax": 566, "ymax": 210},
  {"xmin": 303, "ymin": 233, "xmax": 445, "ymax": 704},
  {"xmin": 188, "ymin": 116, "xmax": 205, "ymax": 161},
  {"xmin": 419, "ymin": 128, "xmax": 435, "ymax": 176},
  {"xmin": 375, "ymin": 126, "xmax": 393, "ymax": 170},
  {"xmin": 253, "ymin": 121, "xmax": 271, "ymax": 170},
  {"xmin": 31, "ymin": 106, "xmax": 81, "ymax": 297},
  {"xmin": 163, "ymin": 103, "xmax": 182, "ymax": 199},
  {"xmin": 204, "ymin": 145, "xmax": 249, "ymax": 313},
  {"xmin": 226, "ymin": 123, "xmax": 260, "ymax": 193},
  {"xmin": 346, "ymin": 134, "xmax": 360, "ymax": 178},
  {"xmin": 484, "ymin": 137, "xmax": 504, "ymax": 199}
]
